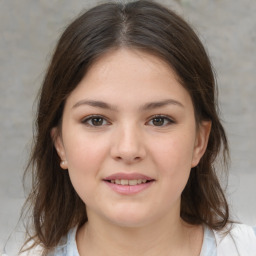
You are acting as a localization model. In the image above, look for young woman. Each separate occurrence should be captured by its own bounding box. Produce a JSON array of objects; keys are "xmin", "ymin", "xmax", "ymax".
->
[{"xmin": 18, "ymin": 1, "xmax": 256, "ymax": 255}]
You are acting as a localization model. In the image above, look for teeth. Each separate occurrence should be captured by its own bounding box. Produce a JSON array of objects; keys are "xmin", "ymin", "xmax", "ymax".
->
[
  {"xmin": 109, "ymin": 179, "xmax": 149, "ymax": 185},
  {"xmin": 121, "ymin": 179, "xmax": 129, "ymax": 185},
  {"xmin": 128, "ymin": 180, "xmax": 137, "ymax": 185}
]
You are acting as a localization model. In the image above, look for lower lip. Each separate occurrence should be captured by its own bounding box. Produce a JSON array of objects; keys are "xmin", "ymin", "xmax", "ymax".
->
[{"xmin": 104, "ymin": 181, "xmax": 154, "ymax": 195}]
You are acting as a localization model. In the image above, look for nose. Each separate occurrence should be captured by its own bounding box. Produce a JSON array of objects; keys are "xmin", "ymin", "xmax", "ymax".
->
[{"xmin": 110, "ymin": 124, "xmax": 146, "ymax": 164}]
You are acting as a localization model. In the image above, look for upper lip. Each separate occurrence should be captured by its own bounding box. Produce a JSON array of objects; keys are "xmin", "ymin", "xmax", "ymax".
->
[{"xmin": 104, "ymin": 173, "xmax": 154, "ymax": 181}]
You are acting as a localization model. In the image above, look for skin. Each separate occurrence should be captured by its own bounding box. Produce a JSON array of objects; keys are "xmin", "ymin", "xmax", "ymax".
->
[{"xmin": 53, "ymin": 48, "xmax": 211, "ymax": 256}]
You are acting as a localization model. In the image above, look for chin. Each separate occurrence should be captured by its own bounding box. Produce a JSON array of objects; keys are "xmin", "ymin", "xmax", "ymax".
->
[
  {"xmin": 111, "ymin": 219, "xmax": 149, "ymax": 229},
  {"xmin": 106, "ymin": 209, "xmax": 154, "ymax": 228}
]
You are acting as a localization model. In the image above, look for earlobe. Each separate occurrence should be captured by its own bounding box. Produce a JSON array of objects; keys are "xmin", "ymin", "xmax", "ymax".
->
[
  {"xmin": 51, "ymin": 127, "xmax": 68, "ymax": 169},
  {"xmin": 191, "ymin": 121, "xmax": 211, "ymax": 168}
]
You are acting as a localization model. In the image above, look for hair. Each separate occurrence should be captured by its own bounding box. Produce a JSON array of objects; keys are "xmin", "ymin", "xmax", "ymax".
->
[{"xmin": 21, "ymin": 0, "xmax": 230, "ymax": 253}]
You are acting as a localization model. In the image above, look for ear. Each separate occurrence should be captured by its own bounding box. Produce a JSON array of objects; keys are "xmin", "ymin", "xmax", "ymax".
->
[
  {"xmin": 51, "ymin": 127, "xmax": 68, "ymax": 169},
  {"xmin": 191, "ymin": 121, "xmax": 211, "ymax": 168}
]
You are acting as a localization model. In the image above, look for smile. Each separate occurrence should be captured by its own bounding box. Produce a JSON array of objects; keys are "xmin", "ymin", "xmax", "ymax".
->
[
  {"xmin": 103, "ymin": 173, "xmax": 155, "ymax": 195},
  {"xmin": 109, "ymin": 179, "xmax": 149, "ymax": 185}
]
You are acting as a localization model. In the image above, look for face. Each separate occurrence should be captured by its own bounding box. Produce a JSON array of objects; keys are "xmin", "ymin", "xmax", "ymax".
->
[{"xmin": 53, "ymin": 48, "xmax": 210, "ymax": 228}]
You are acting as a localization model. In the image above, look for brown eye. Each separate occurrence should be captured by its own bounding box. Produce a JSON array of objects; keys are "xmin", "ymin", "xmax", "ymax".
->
[
  {"xmin": 82, "ymin": 115, "xmax": 109, "ymax": 127},
  {"xmin": 148, "ymin": 115, "xmax": 174, "ymax": 127},
  {"xmin": 152, "ymin": 117, "xmax": 165, "ymax": 126},
  {"xmin": 91, "ymin": 117, "xmax": 104, "ymax": 126}
]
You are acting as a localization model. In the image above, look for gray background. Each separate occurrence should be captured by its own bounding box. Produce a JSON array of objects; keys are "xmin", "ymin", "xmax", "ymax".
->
[{"xmin": 0, "ymin": 0, "xmax": 256, "ymax": 253}]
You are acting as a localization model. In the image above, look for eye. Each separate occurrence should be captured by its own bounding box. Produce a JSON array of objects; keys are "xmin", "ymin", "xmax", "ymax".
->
[
  {"xmin": 147, "ymin": 115, "xmax": 174, "ymax": 127},
  {"xmin": 81, "ymin": 115, "xmax": 110, "ymax": 127}
]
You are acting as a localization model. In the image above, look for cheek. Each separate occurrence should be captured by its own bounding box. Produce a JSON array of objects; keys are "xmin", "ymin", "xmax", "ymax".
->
[
  {"xmin": 64, "ymin": 135, "xmax": 109, "ymax": 203},
  {"xmin": 153, "ymin": 133, "xmax": 195, "ymax": 171},
  {"xmin": 62, "ymin": 131, "xmax": 110, "ymax": 199},
  {"xmin": 151, "ymin": 133, "xmax": 195, "ymax": 196},
  {"xmin": 63, "ymin": 130, "xmax": 108, "ymax": 168}
]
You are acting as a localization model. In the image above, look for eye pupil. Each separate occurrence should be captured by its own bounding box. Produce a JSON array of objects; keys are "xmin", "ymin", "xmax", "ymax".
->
[
  {"xmin": 92, "ymin": 118, "xmax": 103, "ymax": 126},
  {"xmin": 153, "ymin": 117, "xmax": 164, "ymax": 126}
]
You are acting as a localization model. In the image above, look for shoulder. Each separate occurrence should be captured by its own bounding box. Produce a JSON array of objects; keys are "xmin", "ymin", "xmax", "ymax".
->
[
  {"xmin": 18, "ymin": 227, "xmax": 79, "ymax": 256},
  {"xmin": 18, "ymin": 245, "xmax": 43, "ymax": 256},
  {"xmin": 213, "ymin": 223, "xmax": 256, "ymax": 256},
  {"xmin": 47, "ymin": 226, "xmax": 79, "ymax": 256}
]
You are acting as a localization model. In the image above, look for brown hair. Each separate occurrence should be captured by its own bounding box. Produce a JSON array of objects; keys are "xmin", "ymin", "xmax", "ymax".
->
[{"xmin": 22, "ymin": 0, "xmax": 230, "ymax": 253}]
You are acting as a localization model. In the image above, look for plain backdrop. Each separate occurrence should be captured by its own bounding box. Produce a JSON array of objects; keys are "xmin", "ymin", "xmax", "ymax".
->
[{"xmin": 0, "ymin": 0, "xmax": 256, "ymax": 253}]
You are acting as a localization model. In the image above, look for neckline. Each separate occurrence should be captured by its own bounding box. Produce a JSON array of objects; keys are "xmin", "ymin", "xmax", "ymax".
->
[
  {"xmin": 199, "ymin": 225, "xmax": 217, "ymax": 256},
  {"xmin": 67, "ymin": 224, "xmax": 217, "ymax": 256}
]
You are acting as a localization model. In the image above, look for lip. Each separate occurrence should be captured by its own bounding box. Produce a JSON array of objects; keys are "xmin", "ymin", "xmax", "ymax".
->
[
  {"xmin": 103, "ymin": 172, "xmax": 155, "ymax": 195},
  {"xmin": 104, "ymin": 172, "xmax": 154, "ymax": 181}
]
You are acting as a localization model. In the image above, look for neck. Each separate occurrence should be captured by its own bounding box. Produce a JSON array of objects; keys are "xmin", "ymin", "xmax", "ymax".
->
[{"xmin": 77, "ymin": 211, "xmax": 203, "ymax": 256}]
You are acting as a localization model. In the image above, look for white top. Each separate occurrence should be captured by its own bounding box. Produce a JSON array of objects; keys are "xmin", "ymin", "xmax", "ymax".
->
[
  {"xmin": 6, "ymin": 224, "xmax": 256, "ymax": 255},
  {"xmin": 47, "ymin": 224, "xmax": 256, "ymax": 256},
  {"xmin": 48, "ymin": 225, "xmax": 217, "ymax": 256}
]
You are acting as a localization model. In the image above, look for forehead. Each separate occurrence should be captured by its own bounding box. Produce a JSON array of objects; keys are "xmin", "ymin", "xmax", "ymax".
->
[
  {"xmin": 86, "ymin": 48, "xmax": 179, "ymax": 83},
  {"xmin": 65, "ymin": 48, "xmax": 192, "ymax": 109}
]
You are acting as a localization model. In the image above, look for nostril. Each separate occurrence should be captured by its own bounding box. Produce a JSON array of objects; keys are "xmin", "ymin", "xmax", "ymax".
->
[{"xmin": 114, "ymin": 155, "xmax": 142, "ymax": 163}]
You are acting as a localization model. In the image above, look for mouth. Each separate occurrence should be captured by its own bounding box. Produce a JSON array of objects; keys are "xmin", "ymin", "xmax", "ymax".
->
[
  {"xmin": 103, "ymin": 173, "xmax": 155, "ymax": 195},
  {"xmin": 104, "ymin": 179, "xmax": 154, "ymax": 186}
]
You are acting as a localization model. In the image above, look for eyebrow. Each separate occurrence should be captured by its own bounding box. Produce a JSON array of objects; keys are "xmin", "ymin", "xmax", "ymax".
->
[
  {"xmin": 140, "ymin": 99, "xmax": 184, "ymax": 110},
  {"xmin": 72, "ymin": 99, "xmax": 184, "ymax": 110},
  {"xmin": 72, "ymin": 100, "xmax": 117, "ymax": 110}
]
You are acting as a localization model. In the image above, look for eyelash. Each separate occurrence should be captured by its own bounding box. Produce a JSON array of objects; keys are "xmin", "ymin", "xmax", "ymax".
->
[
  {"xmin": 81, "ymin": 115, "xmax": 175, "ymax": 127},
  {"xmin": 81, "ymin": 115, "xmax": 110, "ymax": 127},
  {"xmin": 147, "ymin": 115, "xmax": 175, "ymax": 126}
]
